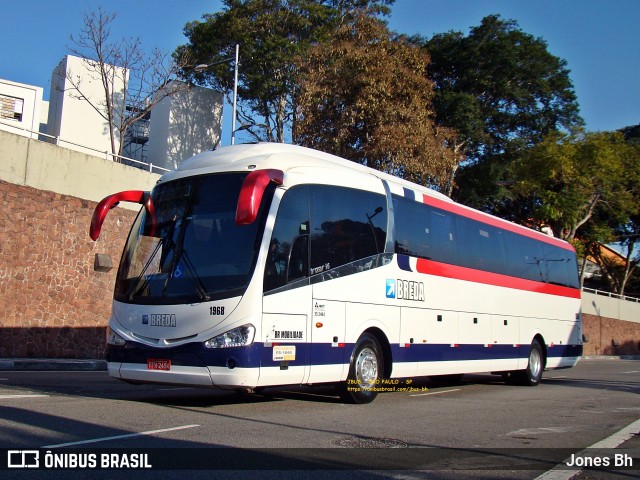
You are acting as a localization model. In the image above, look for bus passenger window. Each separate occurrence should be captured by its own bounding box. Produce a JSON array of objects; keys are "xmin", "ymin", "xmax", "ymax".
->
[
  {"xmin": 310, "ymin": 186, "xmax": 387, "ymax": 273},
  {"xmin": 392, "ymin": 195, "xmax": 456, "ymax": 265}
]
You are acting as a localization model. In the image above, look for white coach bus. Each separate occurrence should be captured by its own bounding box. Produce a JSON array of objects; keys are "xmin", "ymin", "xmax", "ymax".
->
[{"xmin": 90, "ymin": 143, "xmax": 582, "ymax": 403}]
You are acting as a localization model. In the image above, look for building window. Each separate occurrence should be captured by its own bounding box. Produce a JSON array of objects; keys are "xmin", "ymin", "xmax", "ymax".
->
[{"xmin": 0, "ymin": 94, "xmax": 24, "ymax": 121}]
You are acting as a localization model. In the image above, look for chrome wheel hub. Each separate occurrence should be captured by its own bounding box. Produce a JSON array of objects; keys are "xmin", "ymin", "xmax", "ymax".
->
[
  {"xmin": 355, "ymin": 347, "xmax": 378, "ymax": 387},
  {"xmin": 529, "ymin": 348, "xmax": 542, "ymax": 378}
]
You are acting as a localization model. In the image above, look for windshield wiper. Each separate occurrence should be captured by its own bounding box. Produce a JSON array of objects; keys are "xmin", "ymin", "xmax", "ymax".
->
[
  {"xmin": 126, "ymin": 238, "xmax": 164, "ymax": 301},
  {"xmin": 160, "ymin": 200, "xmax": 211, "ymax": 302},
  {"xmin": 175, "ymin": 248, "xmax": 210, "ymax": 302}
]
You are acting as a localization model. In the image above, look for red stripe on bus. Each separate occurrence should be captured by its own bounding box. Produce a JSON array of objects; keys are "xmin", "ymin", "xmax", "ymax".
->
[
  {"xmin": 415, "ymin": 258, "xmax": 581, "ymax": 299},
  {"xmin": 421, "ymin": 193, "xmax": 574, "ymax": 252}
]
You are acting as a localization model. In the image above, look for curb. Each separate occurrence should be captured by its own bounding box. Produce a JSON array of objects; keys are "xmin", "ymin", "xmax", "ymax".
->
[
  {"xmin": 581, "ymin": 355, "xmax": 640, "ymax": 360},
  {"xmin": 0, "ymin": 359, "xmax": 107, "ymax": 371}
]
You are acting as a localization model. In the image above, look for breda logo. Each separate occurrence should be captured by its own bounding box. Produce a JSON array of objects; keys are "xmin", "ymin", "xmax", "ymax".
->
[
  {"xmin": 142, "ymin": 314, "xmax": 177, "ymax": 327},
  {"xmin": 386, "ymin": 279, "xmax": 424, "ymax": 301}
]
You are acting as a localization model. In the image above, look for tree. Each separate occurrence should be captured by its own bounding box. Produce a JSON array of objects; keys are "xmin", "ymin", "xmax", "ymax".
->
[
  {"xmin": 620, "ymin": 123, "xmax": 640, "ymax": 144},
  {"xmin": 423, "ymin": 15, "xmax": 583, "ymax": 211},
  {"xmin": 295, "ymin": 14, "xmax": 459, "ymax": 190},
  {"xmin": 587, "ymin": 224, "xmax": 640, "ymax": 296},
  {"xmin": 176, "ymin": 0, "xmax": 394, "ymax": 143},
  {"xmin": 514, "ymin": 131, "xmax": 638, "ymax": 241},
  {"xmin": 66, "ymin": 8, "xmax": 190, "ymax": 159},
  {"xmin": 615, "ymin": 124, "xmax": 640, "ymax": 297},
  {"xmin": 513, "ymin": 131, "xmax": 640, "ymax": 292}
]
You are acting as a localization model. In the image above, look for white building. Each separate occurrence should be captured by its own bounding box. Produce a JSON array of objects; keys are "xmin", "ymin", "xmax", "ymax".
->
[
  {"xmin": 46, "ymin": 54, "xmax": 128, "ymax": 157},
  {"xmin": 3, "ymin": 55, "xmax": 224, "ymax": 172},
  {"xmin": 0, "ymin": 79, "xmax": 45, "ymax": 139},
  {"xmin": 142, "ymin": 82, "xmax": 223, "ymax": 171}
]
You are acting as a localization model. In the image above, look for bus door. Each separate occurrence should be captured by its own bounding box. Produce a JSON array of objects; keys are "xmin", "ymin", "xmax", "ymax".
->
[
  {"xmin": 261, "ymin": 187, "xmax": 312, "ymax": 386},
  {"xmin": 305, "ymin": 181, "xmax": 387, "ymax": 384}
]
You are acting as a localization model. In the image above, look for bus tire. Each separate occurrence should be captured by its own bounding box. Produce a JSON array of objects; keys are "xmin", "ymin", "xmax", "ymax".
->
[
  {"xmin": 338, "ymin": 333, "xmax": 383, "ymax": 404},
  {"xmin": 513, "ymin": 339, "xmax": 544, "ymax": 386}
]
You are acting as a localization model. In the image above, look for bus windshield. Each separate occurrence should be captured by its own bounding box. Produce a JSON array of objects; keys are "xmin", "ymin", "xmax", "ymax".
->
[{"xmin": 115, "ymin": 173, "xmax": 269, "ymax": 305}]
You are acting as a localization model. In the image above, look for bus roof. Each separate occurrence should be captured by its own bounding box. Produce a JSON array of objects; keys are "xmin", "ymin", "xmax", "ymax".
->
[{"xmin": 161, "ymin": 142, "xmax": 452, "ymax": 203}]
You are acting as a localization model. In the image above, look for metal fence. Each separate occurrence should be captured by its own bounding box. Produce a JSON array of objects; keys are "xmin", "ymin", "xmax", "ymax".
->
[
  {"xmin": 582, "ymin": 287, "xmax": 640, "ymax": 303},
  {"xmin": 0, "ymin": 120, "xmax": 170, "ymax": 174}
]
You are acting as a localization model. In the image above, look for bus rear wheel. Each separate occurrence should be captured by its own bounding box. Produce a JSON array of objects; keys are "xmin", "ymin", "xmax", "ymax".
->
[
  {"xmin": 338, "ymin": 333, "xmax": 383, "ymax": 404},
  {"xmin": 509, "ymin": 339, "xmax": 544, "ymax": 386}
]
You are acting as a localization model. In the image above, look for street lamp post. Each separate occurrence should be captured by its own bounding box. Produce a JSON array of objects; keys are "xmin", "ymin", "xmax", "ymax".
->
[
  {"xmin": 194, "ymin": 43, "xmax": 239, "ymax": 145},
  {"xmin": 231, "ymin": 43, "xmax": 239, "ymax": 145}
]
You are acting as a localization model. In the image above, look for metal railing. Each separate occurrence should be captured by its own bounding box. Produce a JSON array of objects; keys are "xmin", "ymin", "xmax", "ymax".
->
[
  {"xmin": 0, "ymin": 120, "xmax": 170, "ymax": 174},
  {"xmin": 582, "ymin": 287, "xmax": 640, "ymax": 303}
]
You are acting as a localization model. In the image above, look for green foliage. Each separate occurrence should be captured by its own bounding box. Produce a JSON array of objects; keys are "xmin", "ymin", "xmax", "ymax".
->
[
  {"xmin": 513, "ymin": 130, "xmax": 640, "ymax": 293},
  {"xmin": 175, "ymin": 4, "xmax": 640, "ymax": 295},
  {"xmin": 512, "ymin": 129, "xmax": 640, "ymax": 294},
  {"xmin": 176, "ymin": 0, "xmax": 394, "ymax": 143},
  {"xmin": 620, "ymin": 123, "xmax": 640, "ymax": 144},
  {"xmin": 423, "ymin": 14, "xmax": 583, "ymax": 209},
  {"xmin": 514, "ymin": 131, "xmax": 639, "ymax": 241}
]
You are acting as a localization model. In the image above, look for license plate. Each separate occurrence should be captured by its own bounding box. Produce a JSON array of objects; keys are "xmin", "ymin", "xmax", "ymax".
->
[{"xmin": 147, "ymin": 359, "xmax": 171, "ymax": 370}]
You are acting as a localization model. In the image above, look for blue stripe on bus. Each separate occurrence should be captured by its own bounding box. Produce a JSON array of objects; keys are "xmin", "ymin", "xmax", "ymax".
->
[
  {"xmin": 397, "ymin": 254, "xmax": 412, "ymax": 272},
  {"xmin": 402, "ymin": 187, "xmax": 416, "ymax": 201},
  {"xmin": 545, "ymin": 344, "xmax": 583, "ymax": 358},
  {"xmin": 108, "ymin": 341, "xmax": 581, "ymax": 368},
  {"xmin": 391, "ymin": 343, "xmax": 581, "ymax": 361},
  {"xmin": 392, "ymin": 343, "xmax": 522, "ymax": 362}
]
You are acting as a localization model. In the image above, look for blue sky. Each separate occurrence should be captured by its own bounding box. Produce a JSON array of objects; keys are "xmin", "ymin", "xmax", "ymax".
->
[{"xmin": 2, "ymin": 0, "xmax": 638, "ymax": 144}]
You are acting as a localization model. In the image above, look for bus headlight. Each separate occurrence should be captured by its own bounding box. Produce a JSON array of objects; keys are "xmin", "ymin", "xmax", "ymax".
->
[
  {"xmin": 204, "ymin": 324, "xmax": 255, "ymax": 348},
  {"xmin": 107, "ymin": 327, "xmax": 126, "ymax": 346}
]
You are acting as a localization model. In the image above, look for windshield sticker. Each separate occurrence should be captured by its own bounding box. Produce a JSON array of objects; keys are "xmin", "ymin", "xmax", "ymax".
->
[{"xmin": 174, "ymin": 264, "xmax": 183, "ymax": 277}]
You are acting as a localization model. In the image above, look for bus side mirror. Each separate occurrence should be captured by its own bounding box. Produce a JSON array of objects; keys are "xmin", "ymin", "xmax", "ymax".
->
[
  {"xmin": 90, "ymin": 190, "xmax": 154, "ymax": 240},
  {"xmin": 236, "ymin": 169, "xmax": 284, "ymax": 225}
]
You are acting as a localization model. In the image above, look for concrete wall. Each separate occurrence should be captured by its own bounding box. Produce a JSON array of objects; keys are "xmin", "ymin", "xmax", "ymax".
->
[
  {"xmin": 582, "ymin": 290, "xmax": 640, "ymax": 323},
  {"xmin": 582, "ymin": 291, "xmax": 640, "ymax": 356},
  {"xmin": 0, "ymin": 129, "xmax": 159, "ymax": 206}
]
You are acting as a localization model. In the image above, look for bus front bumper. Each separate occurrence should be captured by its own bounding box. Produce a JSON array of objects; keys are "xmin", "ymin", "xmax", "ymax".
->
[{"xmin": 108, "ymin": 361, "xmax": 260, "ymax": 389}]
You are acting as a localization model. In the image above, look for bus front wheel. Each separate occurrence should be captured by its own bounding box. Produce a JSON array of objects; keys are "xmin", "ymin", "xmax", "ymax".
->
[{"xmin": 338, "ymin": 333, "xmax": 383, "ymax": 404}]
